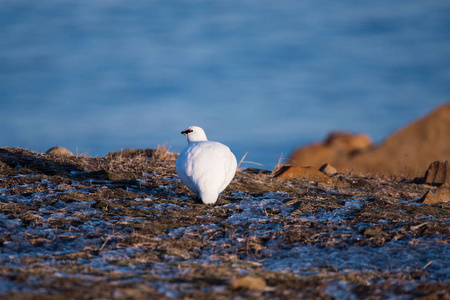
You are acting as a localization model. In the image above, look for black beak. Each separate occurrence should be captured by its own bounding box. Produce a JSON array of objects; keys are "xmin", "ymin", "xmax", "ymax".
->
[{"xmin": 181, "ymin": 129, "xmax": 193, "ymax": 135}]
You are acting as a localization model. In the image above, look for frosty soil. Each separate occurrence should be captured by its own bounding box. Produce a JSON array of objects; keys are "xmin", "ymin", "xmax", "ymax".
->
[{"xmin": 0, "ymin": 148, "xmax": 449, "ymax": 299}]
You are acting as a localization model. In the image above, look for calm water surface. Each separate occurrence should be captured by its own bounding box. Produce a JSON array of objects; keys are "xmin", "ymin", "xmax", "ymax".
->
[{"xmin": 1, "ymin": 0, "xmax": 449, "ymax": 168}]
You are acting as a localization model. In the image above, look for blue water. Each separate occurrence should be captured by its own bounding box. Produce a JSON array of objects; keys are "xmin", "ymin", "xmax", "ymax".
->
[{"xmin": 1, "ymin": 0, "xmax": 449, "ymax": 169}]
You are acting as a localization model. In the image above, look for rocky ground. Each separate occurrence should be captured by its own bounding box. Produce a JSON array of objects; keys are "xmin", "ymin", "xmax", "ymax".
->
[{"xmin": 0, "ymin": 147, "xmax": 449, "ymax": 299}]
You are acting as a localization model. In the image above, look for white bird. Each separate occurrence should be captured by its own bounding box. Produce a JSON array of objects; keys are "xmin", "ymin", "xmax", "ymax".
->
[{"xmin": 176, "ymin": 126, "xmax": 237, "ymax": 204}]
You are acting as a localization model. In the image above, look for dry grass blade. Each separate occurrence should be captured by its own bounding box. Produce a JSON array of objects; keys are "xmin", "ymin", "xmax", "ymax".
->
[
  {"xmin": 237, "ymin": 151, "xmax": 264, "ymax": 169},
  {"xmin": 237, "ymin": 151, "xmax": 248, "ymax": 169}
]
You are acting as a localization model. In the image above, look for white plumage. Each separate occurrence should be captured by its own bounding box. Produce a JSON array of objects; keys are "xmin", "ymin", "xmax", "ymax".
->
[{"xmin": 176, "ymin": 126, "xmax": 237, "ymax": 204}]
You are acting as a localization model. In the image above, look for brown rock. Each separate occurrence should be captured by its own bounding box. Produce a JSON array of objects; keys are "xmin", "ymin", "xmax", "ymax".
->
[
  {"xmin": 319, "ymin": 163, "xmax": 337, "ymax": 175},
  {"xmin": 289, "ymin": 132, "xmax": 372, "ymax": 170},
  {"xmin": 229, "ymin": 276, "xmax": 266, "ymax": 291},
  {"xmin": 348, "ymin": 169, "xmax": 364, "ymax": 177},
  {"xmin": 274, "ymin": 165, "xmax": 329, "ymax": 180},
  {"xmin": 325, "ymin": 131, "xmax": 372, "ymax": 153},
  {"xmin": 424, "ymin": 161, "xmax": 450, "ymax": 185},
  {"xmin": 420, "ymin": 183, "xmax": 450, "ymax": 204},
  {"xmin": 46, "ymin": 147, "xmax": 74, "ymax": 157},
  {"xmin": 363, "ymin": 227, "xmax": 385, "ymax": 237},
  {"xmin": 288, "ymin": 143, "xmax": 338, "ymax": 168}
]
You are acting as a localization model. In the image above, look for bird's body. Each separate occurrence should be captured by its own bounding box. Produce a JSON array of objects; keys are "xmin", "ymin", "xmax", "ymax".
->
[{"xmin": 176, "ymin": 126, "xmax": 237, "ymax": 204}]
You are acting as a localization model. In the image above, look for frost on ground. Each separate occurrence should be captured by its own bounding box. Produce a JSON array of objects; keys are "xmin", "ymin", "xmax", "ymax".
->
[{"xmin": 0, "ymin": 147, "xmax": 449, "ymax": 299}]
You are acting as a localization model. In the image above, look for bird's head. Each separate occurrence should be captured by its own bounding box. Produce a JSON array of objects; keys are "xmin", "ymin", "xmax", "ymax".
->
[{"xmin": 181, "ymin": 126, "xmax": 208, "ymax": 143}]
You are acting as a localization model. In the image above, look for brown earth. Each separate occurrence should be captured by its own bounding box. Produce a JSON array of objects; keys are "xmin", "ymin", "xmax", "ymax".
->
[
  {"xmin": 105, "ymin": 146, "xmax": 178, "ymax": 161},
  {"xmin": 289, "ymin": 102, "xmax": 450, "ymax": 177},
  {"xmin": 273, "ymin": 165, "xmax": 347, "ymax": 188},
  {"xmin": 0, "ymin": 147, "xmax": 449, "ymax": 299}
]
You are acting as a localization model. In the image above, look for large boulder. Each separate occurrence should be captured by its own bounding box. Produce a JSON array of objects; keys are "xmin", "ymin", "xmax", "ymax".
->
[
  {"xmin": 339, "ymin": 102, "xmax": 450, "ymax": 177},
  {"xmin": 288, "ymin": 131, "xmax": 372, "ymax": 168},
  {"xmin": 288, "ymin": 143, "xmax": 339, "ymax": 168},
  {"xmin": 289, "ymin": 132, "xmax": 372, "ymax": 168},
  {"xmin": 325, "ymin": 132, "xmax": 373, "ymax": 153},
  {"xmin": 288, "ymin": 102, "xmax": 450, "ymax": 177}
]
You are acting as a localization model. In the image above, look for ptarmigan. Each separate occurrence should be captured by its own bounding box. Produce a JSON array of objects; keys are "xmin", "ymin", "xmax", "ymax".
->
[{"xmin": 176, "ymin": 126, "xmax": 237, "ymax": 204}]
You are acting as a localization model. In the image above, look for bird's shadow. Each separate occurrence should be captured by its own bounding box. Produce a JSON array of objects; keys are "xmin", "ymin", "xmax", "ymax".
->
[{"xmin": 188, "ymin": 195, "xmax": 231, "ymax": 206}]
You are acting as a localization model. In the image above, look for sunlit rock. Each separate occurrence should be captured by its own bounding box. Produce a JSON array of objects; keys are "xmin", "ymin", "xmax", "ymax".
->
[
  {"xmin": 424, "ymin": 161, "xmax": 450, "ymax": 186},
  {"xmin": 229, "ymin": 276, "xmax": 266, "ymax": 291},
  {"xmin": 325, "ymin": 131, "xmax": 372, "ymax": 153},
  {"xmin": 421, "ymin": 183, "xmax": 450, "ymax": 204},
  {"xmin": 319, "ymin": 163, "xmax": 338, "ymax": 176},
  {"xmin": 46, "ymin": 146, "xmax": 74, "ymax": 157},
  {"xmin": 289, "ymin": 132, "xmax": 372, "ymax": 170}
]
